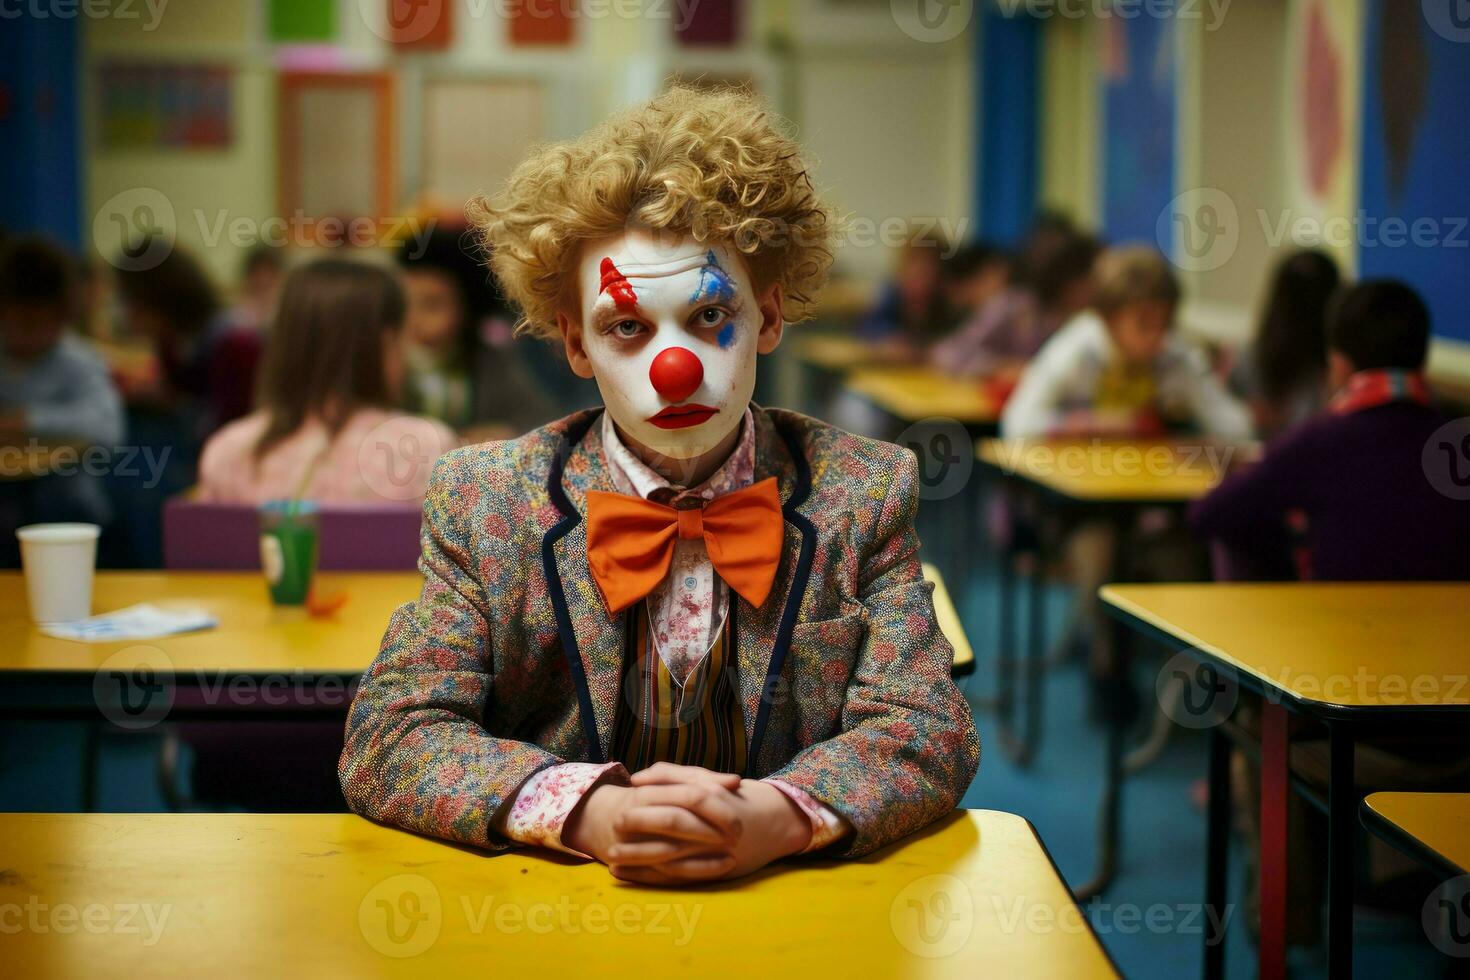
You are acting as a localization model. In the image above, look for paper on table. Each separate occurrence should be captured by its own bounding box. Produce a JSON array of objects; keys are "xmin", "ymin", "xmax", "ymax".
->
[{"xmin": 39, "ymin": 604, "xmax": 218, "ymax": 643}]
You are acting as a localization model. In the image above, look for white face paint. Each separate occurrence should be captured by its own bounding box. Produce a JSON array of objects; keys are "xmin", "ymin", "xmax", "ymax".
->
[{"xmin": 574, "ymin": 229, "xmax": 761, "ymax": 464}]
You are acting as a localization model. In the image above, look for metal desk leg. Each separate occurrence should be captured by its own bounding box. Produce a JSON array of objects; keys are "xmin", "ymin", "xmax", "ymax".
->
[
  {"xmin": 1076, "ymin": 685, "xmax": 1123, "ymax": 901},
  {"xmin": 1204, "ymin": 724, "xmax": 1230, "ymax": 980},
  {"xmin": 1259, "ymin": 700, "xmax": 1289, "ymax": 980},
  {"xmin": 996, "ymin": 546, "xmax": 1043, "ymax": 767},
  {"xmin": 1326, "ymin": 723, "xmax": 1356, "ymax": 977}
]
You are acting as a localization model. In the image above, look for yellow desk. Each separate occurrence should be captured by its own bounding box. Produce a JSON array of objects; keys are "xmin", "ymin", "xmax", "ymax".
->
[
  {"xmin": 846, "ymin": 366, "xmax": 1001, "ymax": 427},
  {"xmin": 0, "ymin": 571, "xmax": 420, "ymax": 677},
  {"xmin": 924, "ymin": 562, "xmax": 974, "ymax": 676},
  {"xmin": 1361, "ymin": 792, "xmax": 1470, "ymax": 878},
  {"xmin": 1100, "ymin": 583, "xmax": 1470, "ymax": 712},
  {"xmin": 0, "ymin": 810, "xmax": 1118, "ymax": 979},
  {"xmin": 790, "ymin": 332, "xmax": 882, "ymax": 372},
  {"xmin": 977, "ymin": 437, "xmax": 1246, "ymax": 504},
  {"xmin": 1102, "ymin": 583, "xmax": 1470, "ymax": 980}
]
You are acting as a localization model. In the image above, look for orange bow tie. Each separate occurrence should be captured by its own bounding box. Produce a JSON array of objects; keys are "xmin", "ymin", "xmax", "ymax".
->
[{"xmin": 584, "ymin": 478, "xmax": 785, "ymax": 615}]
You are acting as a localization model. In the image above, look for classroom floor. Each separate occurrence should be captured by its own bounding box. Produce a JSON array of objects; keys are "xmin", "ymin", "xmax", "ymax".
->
[{"xmin": 0, "ymin": 551, "xmax": 1453, "ymax": 977}]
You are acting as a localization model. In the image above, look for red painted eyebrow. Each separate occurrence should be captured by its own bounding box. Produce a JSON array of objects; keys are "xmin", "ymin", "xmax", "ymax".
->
[{"xmin": 598, "ymin": 257, "xmax": 638, "ymax": 311}]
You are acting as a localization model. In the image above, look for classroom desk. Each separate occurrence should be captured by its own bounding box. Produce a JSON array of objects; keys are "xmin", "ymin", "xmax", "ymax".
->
[
  {"xmin": 0, "ymin": 571, "xmax": 421, "ymax": 718},
  {"xmin": 924, "ymin": 562, "xmax": 975, "ymax": 676},
  {"xmin": 0, "ymin": 809, "xmax": 1119, "ymax": 979},
  {"xmin": 846, "ymin": 365, "xmax": 1002, "ymax": 429},
  {"xmin": 790, "ymin": 332, "xmax": 883, "ymax": 373},
  {"xmin": 1360, "ymin": 792, "xmax": 1470, "ymax": 879},
  {"xmin": 1102, "ymin": 583, "xmax": 1470, "ymax": 980},
  {"xmin": 974, "ymin": 437, "xmax": 1245, "ymax": 903}
]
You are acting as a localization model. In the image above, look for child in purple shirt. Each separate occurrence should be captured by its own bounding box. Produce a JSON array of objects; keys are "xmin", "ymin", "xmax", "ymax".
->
[{"xmin": 1191, "ymin": 280, "xmax": 1470, "ymax": 581}]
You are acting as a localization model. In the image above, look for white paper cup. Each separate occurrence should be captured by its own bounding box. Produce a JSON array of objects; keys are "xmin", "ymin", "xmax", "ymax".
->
[{"xmin": 17, "ymin": 523, "xmax": 101, "ymax": 624}]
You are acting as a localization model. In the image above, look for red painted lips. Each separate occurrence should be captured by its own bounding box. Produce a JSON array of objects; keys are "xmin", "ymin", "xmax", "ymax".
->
[{"xmin": 648, "ymin": 404, "xmax": 719, "ymax": 429}]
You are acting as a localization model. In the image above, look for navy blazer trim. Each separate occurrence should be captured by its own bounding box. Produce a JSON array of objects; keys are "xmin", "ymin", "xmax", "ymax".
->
[{"xmin": 542, "ymin": 412, "xmax": 606, "ymax": 763}]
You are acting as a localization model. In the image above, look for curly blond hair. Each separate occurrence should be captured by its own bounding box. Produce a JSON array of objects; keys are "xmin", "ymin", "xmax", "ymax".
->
[{"xmin": 468, "ymin": 85, "xmax": 834, "ymax": 340}]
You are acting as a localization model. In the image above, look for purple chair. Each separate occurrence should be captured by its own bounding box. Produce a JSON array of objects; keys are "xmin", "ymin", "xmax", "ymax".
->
[
  {"xmin": 159, "ymin": 496, "xmax": 424, "ymax": 811},
  {"xmin": 162, "ymin": 497, "xmax": 424, "ymax": 571}
]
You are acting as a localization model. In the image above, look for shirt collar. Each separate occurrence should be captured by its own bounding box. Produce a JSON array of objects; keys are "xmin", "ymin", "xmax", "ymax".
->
[
  {"xmin": 1330, "ymin": 369, "xmax": 1431, "ymax": 415},
  {"xmin": 600, "ymin": 407, "xmax": 757, "ymax": 504}
]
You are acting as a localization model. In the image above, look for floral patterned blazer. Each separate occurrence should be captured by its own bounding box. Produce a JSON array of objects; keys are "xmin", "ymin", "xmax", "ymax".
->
[{"xmin": 339, "ymin": 405, "xmax": 980, "ymax": 857}]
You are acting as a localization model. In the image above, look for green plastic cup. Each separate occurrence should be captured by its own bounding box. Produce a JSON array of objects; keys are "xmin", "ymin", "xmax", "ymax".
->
[{"xmin": 259, "ymin": 501, "xmax": 319, "ymax": 606}]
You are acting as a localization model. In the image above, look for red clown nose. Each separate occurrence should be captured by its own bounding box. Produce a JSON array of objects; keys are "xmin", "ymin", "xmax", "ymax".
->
[{"xmin": 649, "ymin": 347, "xmax": 704, "ymax": 402}]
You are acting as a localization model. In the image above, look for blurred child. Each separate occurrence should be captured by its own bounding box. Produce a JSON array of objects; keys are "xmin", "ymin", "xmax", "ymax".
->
[
  {"xmin": 1193, "ymin": 279, "xmax": 1470, "ymax": 580},
  {"xmin": 0, "ymin": 237, "xmax": 125, "ymax": 558},
  {"xmin": 227, "ymin": 244, "xmax": 285, "ymax": 333},
  {"xmin": 1002, "ymin": 246, "xmax": 1252, "ymax": 438},
  {"xmin": 1002, "ymin": 246, "xmax": 1251, "ymax": 683},
  {"xmin": 1231, "ymin": 249, "xmax": 1340, "ymax": 439},
  {"xmin": 939, "ymin": 241, "xmax": 1011, "ymax": 322},
  {"xmin": 397, "ymin": 229, "xmax": 555, "ymax": 436},
  {"xmin": 929, "ymin": 222, "xmax": 1099, "ymax": 381},
  {"xmin": 114, "ymin": 245, "xmax": 258, "ymax": 433},
  {"xmin": 856, "ymin": 228, "xmax": 953, "ymax": 355},
  {"xmin": 198, "ymin": 259, "xmax": 456, "ymax": 506}
]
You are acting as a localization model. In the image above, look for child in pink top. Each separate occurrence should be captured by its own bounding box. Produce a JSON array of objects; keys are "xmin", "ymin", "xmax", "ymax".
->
[{"xmin": 199, "ymin": 260, "xmax": 456, "ymax": 506}]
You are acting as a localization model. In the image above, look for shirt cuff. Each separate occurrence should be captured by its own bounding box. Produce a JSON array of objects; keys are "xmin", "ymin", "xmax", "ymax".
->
[
  {"xmin": 765, "ymin": 778, "xmax": 851, "ymax": 853},
  {"xmin": 499, "ymin": 762, "xmax": 629, "ymax": 857}
]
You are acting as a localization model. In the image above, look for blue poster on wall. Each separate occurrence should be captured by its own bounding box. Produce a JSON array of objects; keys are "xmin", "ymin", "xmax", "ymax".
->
[
  {"xmin": 1360, "ymin": 0, "xmax": 1470, "ymax": 345},
  {"xmin": 1100, "ymin": 6, "xmax": 1176, "ymax": 246}
]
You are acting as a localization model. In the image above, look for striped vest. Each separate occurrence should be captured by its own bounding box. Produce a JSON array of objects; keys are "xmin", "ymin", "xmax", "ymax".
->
[{"xmin": 610, "ymin": 600, "xmax": 747, "ymax": 774}]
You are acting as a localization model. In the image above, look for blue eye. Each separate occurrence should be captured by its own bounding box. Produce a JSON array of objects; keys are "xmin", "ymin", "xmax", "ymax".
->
[{"xmin": 612, "ymin": 320, "xmax": 643, "ymax": 338}]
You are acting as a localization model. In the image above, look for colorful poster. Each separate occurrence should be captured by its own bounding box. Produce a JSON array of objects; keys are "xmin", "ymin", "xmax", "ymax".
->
[
  {"xmin": 675, "ymin": 0, "xmax": 740, "ymax": 46},
  {"xmin": 1100, "ymin": 7, "xmax": 1175, "ymax": 245},
  {"xmin": 508, "ymin": 0, "xmax": 575, "ymax": 46},
  {"xmin": 387, "ymin": 0, "xmax": 454, "ymax": 48},
  {"xmin": 97, "ymin": 63, "xmax": 232, "ymax": 150},
  {"xmin": 268, "ymin": 0, "xmax": 336, "ymax": 42}
]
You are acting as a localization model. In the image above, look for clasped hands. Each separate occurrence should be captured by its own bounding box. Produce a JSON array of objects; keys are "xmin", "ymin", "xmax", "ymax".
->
[{"xmin": 562, "ymin": 762, "xmax": 813, "ymax": 885}]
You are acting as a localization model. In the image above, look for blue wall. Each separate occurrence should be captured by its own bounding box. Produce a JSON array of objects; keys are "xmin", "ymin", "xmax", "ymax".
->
[
  {"xmin": 1359, "ymin": 0, "xmax": 1470, "ymax": 344},
  {"xmin": 976, "ymin": 7, "xmax": 1041, "ymax": 248},
  {"xmin": 1100, "ymin": 7, "xmax": 1175, "ymax": 246},
  {"xmin": 0, "ymin": 14, "xmax": 82, "ymax": 247}
]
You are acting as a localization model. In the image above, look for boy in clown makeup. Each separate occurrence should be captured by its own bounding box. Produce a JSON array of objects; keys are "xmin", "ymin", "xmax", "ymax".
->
[{"xmin": 340, "ymin": 87, "xmax": 979, "ymax": 883}]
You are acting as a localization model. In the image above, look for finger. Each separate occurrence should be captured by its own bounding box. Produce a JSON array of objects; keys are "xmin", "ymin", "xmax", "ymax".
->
[
  {"xmin": 615, "ymin": 804, "xmax": 733, "ymax": 846},
  {"xmin": 628, "ymin": 784, "xmax": 744, "ymax": 839},
  {"xmin": 610, "ymin": 854, "xmax": 736, "ymax": 884},
  {"xmin": 629, "ymin": 763, "xmax": 742, "ymax": 790},
  {"xmin": 606, "ymin": 838, "xmax": 723, "ymax": 866}
]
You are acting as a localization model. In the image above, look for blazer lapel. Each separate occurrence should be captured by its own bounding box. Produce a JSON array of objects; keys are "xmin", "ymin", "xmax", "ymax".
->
[
  {"xmin": 541, "ymin": 410, "xmax": 624, "ymax": 762},
  {"xmin": 736, "ymin": 407, "xmax": 815, "ymax": 775}
]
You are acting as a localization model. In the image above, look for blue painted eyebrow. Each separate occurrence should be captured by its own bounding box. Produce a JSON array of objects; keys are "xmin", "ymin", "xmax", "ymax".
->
[{"xmin": 690, "ymin": 250, "xmax": 738, "ymax": 306}]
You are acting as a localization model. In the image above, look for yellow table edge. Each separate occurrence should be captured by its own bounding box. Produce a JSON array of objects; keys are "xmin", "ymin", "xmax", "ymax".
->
[
  {"xmin": 923, "ymin": 562, "xmax": 974, "ymax": 673},
  {"xmin": 1361, "ymin": 792, "xmax": 1470, "ymax": 877},
  {"xmin": 976, "ymin": 437, "xmax": 1231, "ymax": 503}
]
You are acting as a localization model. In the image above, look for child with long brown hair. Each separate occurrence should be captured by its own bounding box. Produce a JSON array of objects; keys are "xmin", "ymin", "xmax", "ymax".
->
[{"xmin": 198, "ymin": 259, "xmax": 456, "ymax": 505}]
